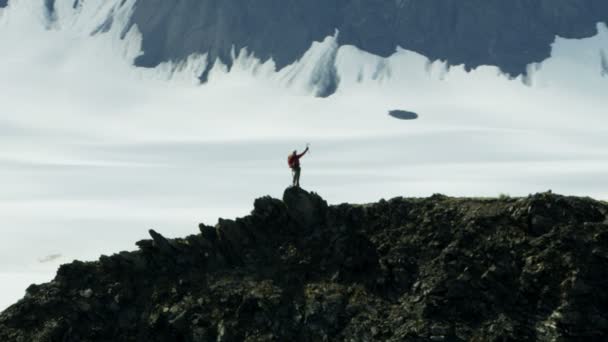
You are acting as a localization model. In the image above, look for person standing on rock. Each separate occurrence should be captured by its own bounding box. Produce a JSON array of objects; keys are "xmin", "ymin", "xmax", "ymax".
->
[{"xmin": 288, "ymin": 145, "xmax": 309, "ymax": 187}]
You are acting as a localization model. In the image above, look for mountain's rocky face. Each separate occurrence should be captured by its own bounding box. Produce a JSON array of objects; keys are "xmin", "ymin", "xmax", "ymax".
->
[
  {"xmin": 2, "ymin": 188, "xmax": 608, "ymax": 341},
  {"xmin": 128, "ymin": 0, "xmax": 608, "ymax": 80},
  {"xmin": 5, "ymin": 0, "xmax": 607, "ymax": 94}
]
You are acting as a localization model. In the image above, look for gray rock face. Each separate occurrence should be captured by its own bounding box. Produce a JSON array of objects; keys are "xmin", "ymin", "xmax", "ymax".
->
[
  {"xmin": 126, "ymin": 0, "xmax": 608, "ymax": 83},
  {"xmin": 0, "ymin": 0, "xmax": 7, "ymax": 8}
]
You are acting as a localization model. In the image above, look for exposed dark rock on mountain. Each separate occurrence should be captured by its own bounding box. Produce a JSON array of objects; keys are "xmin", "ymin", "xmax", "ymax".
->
[
  {"xmin": 2, "ymin": 188, "xmax": 608, "ymax": 341},
  {"xmin": 389, "ymin": 110, "xmax": 418, "ymax": 120},
  {"xmin": 601, "ymin": 50, "xmax": 608, "ymax": 76},
  {"xmin": 126, "ymin": 0, "xmax": 608, "ymax": 83},
  {"xmin": 0, "ymin": 0, "xmax": 7, "ymax": 8}
]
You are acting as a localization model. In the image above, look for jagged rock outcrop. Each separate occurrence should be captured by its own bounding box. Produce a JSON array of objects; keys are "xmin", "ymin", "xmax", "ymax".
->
[{"xmin": 2, "ymin": 188, "xmax": 608, "ymax": 341}]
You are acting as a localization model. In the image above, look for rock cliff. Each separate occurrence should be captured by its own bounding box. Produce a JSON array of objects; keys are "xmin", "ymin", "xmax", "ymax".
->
[
  {"xmin": 1, "ymin": 188, "xmax": 608, "ymax": 341},
  {"xmin": 127, "ymin": 0, "xmax": 608, "ymax": 81}
]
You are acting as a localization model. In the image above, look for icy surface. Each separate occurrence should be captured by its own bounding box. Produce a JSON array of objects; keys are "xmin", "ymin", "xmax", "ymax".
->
[{"xmin": 0, "ymin": 0, "xmax": 607, "ymax": 310}]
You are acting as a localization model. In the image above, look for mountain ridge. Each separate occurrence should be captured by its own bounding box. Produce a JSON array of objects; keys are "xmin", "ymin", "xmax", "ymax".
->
[
  {"xmin": 126, "ymin": 0, "xmax": 608, "ymax": 82},
  {"xmin": 3, "ymin": 0, "xmax": 607, "ymax": 96},
  {"xmin": 1, "ymin": 188, "xmax": 608, "ymax": 341}
]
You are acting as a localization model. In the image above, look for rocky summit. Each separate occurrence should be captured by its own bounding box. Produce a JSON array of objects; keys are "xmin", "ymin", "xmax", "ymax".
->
[{"xmin": 2, "ymin": 188, "xmax": 608, "ymax": 341}]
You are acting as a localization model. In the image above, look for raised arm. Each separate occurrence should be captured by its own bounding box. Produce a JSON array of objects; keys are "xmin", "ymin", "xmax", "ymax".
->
[{"xmin": 297, "ymin": 147, "xmax": 309, "ymax": 158}]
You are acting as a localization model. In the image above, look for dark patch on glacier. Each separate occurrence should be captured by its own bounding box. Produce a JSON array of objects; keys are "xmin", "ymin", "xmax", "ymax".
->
[
  {"xmin": 315, "ymin": 66, "xmax": 339, "ymax": 98},
  {"xmin": 389, "ymin": 110, "xmax": 418, "ymax": 120},
  {"xmin": 0, "ymin": 0, "xmax": 7, "ymax": 8},
  {"xmin": 43, "ymin": 0, "xmax": 57, "ymax": 23},
  {"xmin": 601, "ymin": 50, "xmax": 608, "ymax": 77},
  {"xmin": 91, "ymin": 14, "xmax": 114, "ymax": 35},
  {"xmin": 44, "ymin": 0, "xmax": 55, "ymax": 15}
]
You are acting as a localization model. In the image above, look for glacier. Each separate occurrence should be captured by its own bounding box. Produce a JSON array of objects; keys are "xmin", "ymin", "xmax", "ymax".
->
[{"xmin": 0, "ymin": 0, "xmax": 607, "ymax": 310}]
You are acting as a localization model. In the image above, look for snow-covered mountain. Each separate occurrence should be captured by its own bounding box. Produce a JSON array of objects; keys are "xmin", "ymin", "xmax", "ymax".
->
[
  {"xmin": 0, "ymin": 0, "xmax": 607, "ymax": 312},
  {"xmin": 128, "ymin": 0, "xmax": 608, "ymax": 84},
  {"xmin": 2, "ymin": 0, "xmax": 608, "ymax": 95}
]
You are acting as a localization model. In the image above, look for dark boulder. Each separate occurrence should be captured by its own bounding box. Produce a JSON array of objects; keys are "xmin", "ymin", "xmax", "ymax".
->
[{"xmin": 283, "ymin": 187, "xmax": 328, "ymax": 233}]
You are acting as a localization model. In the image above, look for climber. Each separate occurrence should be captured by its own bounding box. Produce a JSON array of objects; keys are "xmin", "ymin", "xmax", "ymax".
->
[{"xmin": 288, "ymin": 144, "xmax": 309, "ymax": 188}]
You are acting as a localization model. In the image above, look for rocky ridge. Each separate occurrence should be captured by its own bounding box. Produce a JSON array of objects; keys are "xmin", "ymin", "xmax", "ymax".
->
[{"xmin": 1, "ymin": 188, "xmax": 608, "ymax": 341}]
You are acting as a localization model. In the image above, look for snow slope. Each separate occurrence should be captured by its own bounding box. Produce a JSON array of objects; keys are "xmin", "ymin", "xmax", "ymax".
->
[{"xmin": 0, "ymin": 0, "xmax": 607, "ymax": 310}]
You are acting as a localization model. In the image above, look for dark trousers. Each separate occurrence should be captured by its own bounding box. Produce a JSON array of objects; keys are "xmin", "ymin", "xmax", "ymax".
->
[{"xmin": 292, "ymin": 166, "xmax": 301, "ymax": 187}]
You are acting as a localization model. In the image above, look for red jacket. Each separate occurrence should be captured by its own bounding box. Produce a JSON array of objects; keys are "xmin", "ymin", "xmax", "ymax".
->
[{"xmin": 288, "ymin": 150, "xmax": 307, "ymax": 169}]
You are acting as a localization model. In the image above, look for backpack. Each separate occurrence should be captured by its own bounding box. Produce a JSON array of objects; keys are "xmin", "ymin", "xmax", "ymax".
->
[{"xmin": 287, "ymin": 154, "xmax": 296, "ymax": 168}]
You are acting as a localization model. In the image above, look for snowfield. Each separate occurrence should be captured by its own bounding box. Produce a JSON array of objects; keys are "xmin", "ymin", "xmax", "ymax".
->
[{"xmin": 0, "ymin": 0, "xmax": 607, "ymax": 310}]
